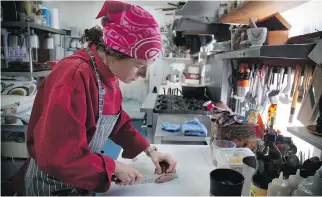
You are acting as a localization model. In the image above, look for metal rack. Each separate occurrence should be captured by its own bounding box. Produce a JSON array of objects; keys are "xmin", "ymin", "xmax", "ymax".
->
[{"xmin": 1, "ymin": 21, "xmax": 66, "ymax": 79}]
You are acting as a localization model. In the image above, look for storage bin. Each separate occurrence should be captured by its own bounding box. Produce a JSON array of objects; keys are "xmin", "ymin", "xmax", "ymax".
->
[{"xmin": 215, "ymin": 148, "xmax": 255, "ymax": 173}]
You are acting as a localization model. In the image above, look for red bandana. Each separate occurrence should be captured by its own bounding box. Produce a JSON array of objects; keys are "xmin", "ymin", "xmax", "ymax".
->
[{"xmin": 96, "ymin": 0, "xmax": 162, "ymax": 61}]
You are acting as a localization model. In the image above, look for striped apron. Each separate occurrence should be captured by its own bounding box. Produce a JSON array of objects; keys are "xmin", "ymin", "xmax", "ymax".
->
[{"xmin": 25, "ymin": 47, "xmax": 120, "ymax": 196}]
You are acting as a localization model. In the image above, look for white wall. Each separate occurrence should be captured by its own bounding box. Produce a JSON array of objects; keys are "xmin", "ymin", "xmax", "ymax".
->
[
  {"xmin": 281, "ymin": 0, "xmax": 322, "ymax": 37},
  {"xmin": 43, "ymin": 1, "xmax": 174, "ymax": 103}
]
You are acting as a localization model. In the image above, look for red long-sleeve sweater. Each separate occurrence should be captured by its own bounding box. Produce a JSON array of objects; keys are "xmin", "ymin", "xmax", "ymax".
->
[{"xmin": 26, "ymin": 44, "xmax": 150, "ymax": 192}]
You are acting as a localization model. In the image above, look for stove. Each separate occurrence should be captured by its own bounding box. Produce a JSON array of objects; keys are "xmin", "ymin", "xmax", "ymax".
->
[{"xmin": 153, "ymin": 95, "xmax": 211, "ymax": 115}]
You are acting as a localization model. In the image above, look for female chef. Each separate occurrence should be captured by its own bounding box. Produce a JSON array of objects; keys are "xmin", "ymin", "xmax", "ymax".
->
[{"xmin": 23, "ymin": 1, "xmax": 176, "ymax": 195}]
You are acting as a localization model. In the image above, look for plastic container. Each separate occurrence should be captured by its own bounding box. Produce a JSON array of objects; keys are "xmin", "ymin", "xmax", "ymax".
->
[
  {"xmin": 214, "ymin": 140, "xmax": 237, "ymax": 149},
  {"xmin": 215, "ymin": 148, "xmax": 255, "ymax": 173},
  {"xmin": 212, "ymin": 140, "xmax": 236, "ymax": 165}
]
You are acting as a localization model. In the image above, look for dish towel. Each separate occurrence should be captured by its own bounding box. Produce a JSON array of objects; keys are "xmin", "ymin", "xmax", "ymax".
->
[
  {"xmin": 211, "ymin": 106, "xmax": 244, "ymax": 126},
  {"xmin": 182, "ymin": 119, "xmax": 207, "ymax": 136},
  {"xmin": 160, "ymin": 122, "xmax": 181, "ymax": 132}
]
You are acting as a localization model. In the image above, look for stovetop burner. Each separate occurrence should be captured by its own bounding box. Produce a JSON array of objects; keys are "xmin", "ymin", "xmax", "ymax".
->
[{"xmin": 153, "ymin": 95, "xmax": 210, "ymax": 115}]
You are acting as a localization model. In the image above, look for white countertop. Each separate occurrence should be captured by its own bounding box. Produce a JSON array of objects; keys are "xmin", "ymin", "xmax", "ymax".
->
[{"xmin": 104, "ymin": 145, "xmax": 215, "ymax": 196}]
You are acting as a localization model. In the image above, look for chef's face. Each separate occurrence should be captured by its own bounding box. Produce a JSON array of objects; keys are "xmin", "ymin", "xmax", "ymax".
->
[{"xmin": 109, "ymin": 58, "xmax": 152, "ymax": 84}]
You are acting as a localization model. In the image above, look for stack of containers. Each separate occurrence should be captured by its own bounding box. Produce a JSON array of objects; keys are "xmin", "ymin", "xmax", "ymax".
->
[{"xmin": 185, "ymin": 65, "xmax": 200, "ymax": 85}]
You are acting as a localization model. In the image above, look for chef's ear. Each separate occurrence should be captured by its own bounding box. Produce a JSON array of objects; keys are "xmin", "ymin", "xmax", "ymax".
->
[{"xmin": 101, "ymin": 16, "xmax": 110, "ymax": 26}]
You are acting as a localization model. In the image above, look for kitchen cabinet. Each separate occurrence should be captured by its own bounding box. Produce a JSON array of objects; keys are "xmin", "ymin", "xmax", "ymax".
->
[{"xmin": 219, "ymin": 1, "xmax": 308, "ymax": 24}]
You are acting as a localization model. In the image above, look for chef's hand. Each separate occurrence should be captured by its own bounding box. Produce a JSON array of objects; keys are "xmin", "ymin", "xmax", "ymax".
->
[
  {"xmin": 114, "ymin": 160, "xmax": 143, "ymax": 186},
  {"xmin": 149, "ymin": 151, "xmax": 177, "ymax": 174}
]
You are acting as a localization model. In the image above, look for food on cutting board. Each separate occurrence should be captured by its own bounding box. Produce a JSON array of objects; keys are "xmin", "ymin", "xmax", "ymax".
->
[{"xmin": 154, "ymin": 161, "xmax": 178, "ymax": 183}]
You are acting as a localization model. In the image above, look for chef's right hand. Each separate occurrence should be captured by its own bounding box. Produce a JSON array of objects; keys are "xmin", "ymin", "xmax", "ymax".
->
[{"xmin": 114, "ymin": 160, "xmax": 143, "ymax": 186}]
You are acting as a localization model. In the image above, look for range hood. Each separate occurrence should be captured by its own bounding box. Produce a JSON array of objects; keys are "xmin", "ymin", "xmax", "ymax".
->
[
  {"xmin": 172, "ymin": 18, "xmax": 231, "ymax": 41},
  {"xmin": 175, "ymin": 1, "xmax": 221, "ymax": 21},
  {"xmin": 171, "ymin": 1, "xmax": 230, "ymax": 39}
]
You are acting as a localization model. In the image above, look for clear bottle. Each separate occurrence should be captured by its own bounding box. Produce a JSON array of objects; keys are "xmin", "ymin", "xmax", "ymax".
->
[{"xmin": 250, "ymin": 134, "xmax": 283, "ymax": 196}]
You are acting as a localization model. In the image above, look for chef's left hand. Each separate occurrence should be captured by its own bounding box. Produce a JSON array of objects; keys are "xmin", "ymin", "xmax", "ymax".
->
[{"xmin": 150, "ymin": 151, "xmax": 177, "ymax": 174}]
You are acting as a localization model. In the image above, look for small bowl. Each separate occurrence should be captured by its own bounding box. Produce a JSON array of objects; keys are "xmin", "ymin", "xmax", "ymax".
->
[{"xmin": 247, "ymin": 27, "xmax": 267, "ymax": 47}]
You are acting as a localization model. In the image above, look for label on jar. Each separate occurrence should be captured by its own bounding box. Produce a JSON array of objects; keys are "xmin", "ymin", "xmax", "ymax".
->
[{"xmin": 250, "ymin": 183, "xmax": 267, "ymax": 196}]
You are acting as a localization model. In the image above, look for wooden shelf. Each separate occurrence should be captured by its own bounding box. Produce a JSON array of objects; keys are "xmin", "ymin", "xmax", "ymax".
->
[{"xmin": 219, "ymin": 1, "xmax": 308, "ymax": 24}]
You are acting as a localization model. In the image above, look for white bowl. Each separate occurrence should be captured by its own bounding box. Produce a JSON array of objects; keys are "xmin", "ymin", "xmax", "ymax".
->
[{"xmin": 247, "ymin": 27, "xmax": 267, "ymax": 47}]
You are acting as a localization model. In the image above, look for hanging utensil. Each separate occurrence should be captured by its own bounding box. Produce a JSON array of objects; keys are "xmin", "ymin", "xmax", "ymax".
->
[
  {"xmin": 228, "ymin": 75, "xmax": 237, "ymax": 110},
  {"xmin": 280, "ymin": 67, "xmax": 293, "ymax": 104},
  {"xmin": 303, "ymin": 65, "xmax": 313, "ymax": 98},
  {"xmin": 298, "ymin": 65, "xmax": 308, "ymax": 103},
  {"xmin": 254, "ymin": 65, "xmax": 264, "ymax": 106},
  {"xmin": 267, "ymin": 67, "xmax": 284, "ymax": 128},
  {"xmin": 155, "ymin": 8, "xmax": 177, "ymax": 11},
  {"xmin": 289, "ymin": 65, "xmax": 303, "ymax": 123},
  {"xmin": 290, "ymin": 66, "xmax": 298, "ymax": 97},
  {"xmin": 244, "ymin": 64, "xmax": 255, "ymax": 104},
  {"xmin": 261, "ymin": 66, "xmax": 273, "ymax": 111}
]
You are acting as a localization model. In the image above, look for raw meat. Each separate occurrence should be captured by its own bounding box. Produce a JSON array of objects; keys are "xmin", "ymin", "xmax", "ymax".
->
[{"xmin": 154, "ymin": 161, "xmax": 178, "ymax": 184}]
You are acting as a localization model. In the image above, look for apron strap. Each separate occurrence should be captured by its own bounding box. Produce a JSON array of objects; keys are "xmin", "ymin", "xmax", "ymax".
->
[{"xmin": 85, "ymin": 47, "xmax": 105, "ymax": 117}]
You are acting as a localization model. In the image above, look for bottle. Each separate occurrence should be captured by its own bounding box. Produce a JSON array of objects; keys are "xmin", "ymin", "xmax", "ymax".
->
[
  {"xmin": 250, "ymin": 134, "xmax": 283, "ymax": 196},
  {"xmin": 292, "ymin": 173, "xmax": 322, "ymax": 196},
  {"xmin": 287, "ymin": 169, "xmax": 304, "ymax": 193},
  {"xmin": 267, "ymin": 172, "xmax": 291, "ymax": 196}
]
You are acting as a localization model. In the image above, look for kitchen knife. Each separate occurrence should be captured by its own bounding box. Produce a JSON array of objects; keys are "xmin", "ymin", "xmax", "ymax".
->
[
  {"xmin": 112, "ymin": 174, "xmax": 157, "ymax": 184},
  {"xmin": 112, "ymin": 172, "xmax": 178, "ymax": 185}
]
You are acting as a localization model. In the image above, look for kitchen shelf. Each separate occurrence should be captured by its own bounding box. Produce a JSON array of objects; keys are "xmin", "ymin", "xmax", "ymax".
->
[
  {"xmin": 287, "ymin": 126, "xmax": 322, "ymax": 150},
  {"xmin": 1, "ymin": 70, "xmax": 51, "ymax": 77},
  {"xmin": 65, "ymin": 35, "xmax": 82, "ymax": 39},
  {"xmin": 1, "ymin": 21, "xmax": 66, "ymax": 35},
  {"xmin": 67, "ymin": 48, "xmax": 80, "ymax": 51},
  {"xmin": 215, "ymin": 43, "xmax": 316, "ymax": 60},
  {"xmin": 163, "ymin": 57, "xmax": 192, "ymax": 64},
  {"xmin": 219, "ymin": 1, "xmax": 308, "ymax": 24}
]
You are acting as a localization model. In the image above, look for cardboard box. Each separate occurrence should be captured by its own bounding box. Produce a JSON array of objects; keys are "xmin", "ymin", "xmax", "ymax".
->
[
  {"xmin": 210, "ymin": 122, "xmax": 257, "ymax": 151},
  {"xmin": 256, "ymin": 13, "xmax": 291, "ymax": 45},
  {"xmin": 266, "ymin": 30, "xmax": 289, "ymax": 45}
]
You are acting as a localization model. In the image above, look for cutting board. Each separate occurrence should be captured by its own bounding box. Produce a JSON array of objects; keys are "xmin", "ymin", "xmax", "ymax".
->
[{"xmin": 104, "ymin": 145, "xmax": 214, "ymax": 196}]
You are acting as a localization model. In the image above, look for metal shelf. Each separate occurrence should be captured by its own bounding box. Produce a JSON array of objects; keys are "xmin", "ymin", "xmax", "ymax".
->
[
  {"xmin": 287, "ymin": 126, "xmax": 322, "ymax": 150},
  {"xmin": 65, "ymin": 35, "xmax": 82, "ymax": 39},
  {"xmin": 215, "ymin": 44, "xmax": 316, "ymax": 60},
  {"xmin": 1, "ymin": 21, "xmax": 66, "ymax": 35},
  {"xmin": 163, "ymin": 57, "xmax": 192, "ymax": 64},
  {"xmin": 1, "ymin": 70, "xmax": 51, "ymax": 77}
]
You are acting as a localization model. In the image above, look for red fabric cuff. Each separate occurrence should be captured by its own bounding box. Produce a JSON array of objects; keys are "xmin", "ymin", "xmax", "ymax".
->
[{"xmin": 94, "ymin": 154, "xmax": 116, "ymax": 192}]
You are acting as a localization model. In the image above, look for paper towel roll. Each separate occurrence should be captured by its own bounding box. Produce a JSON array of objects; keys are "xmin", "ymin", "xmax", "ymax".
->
[
  {"xmin": 52, "ymin": 34, "xmax": 60, "ymax": 46},
  {"xmin": 50, "ymin": 8, "xmax": 59, "ymax": 29}
]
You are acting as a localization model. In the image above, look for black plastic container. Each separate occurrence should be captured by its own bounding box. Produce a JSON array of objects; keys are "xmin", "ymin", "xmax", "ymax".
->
[
  {"xmin": 209, "ymin": 169, "xmax": 244, "ymax": 196},
  {"xmin": 181, "ymin": 85, "xmax": 205, "ymax": 99}
]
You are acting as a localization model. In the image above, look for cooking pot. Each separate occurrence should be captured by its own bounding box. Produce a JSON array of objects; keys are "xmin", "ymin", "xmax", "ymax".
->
[{"xmin": 181, "ymin": 84, "xmax": 205, "ymax": 98}]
